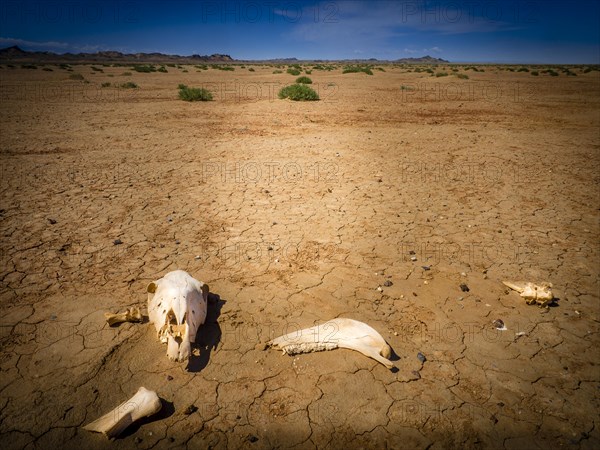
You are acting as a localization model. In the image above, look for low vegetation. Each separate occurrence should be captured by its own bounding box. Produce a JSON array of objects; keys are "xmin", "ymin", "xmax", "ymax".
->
[
  {"xmin": 178, "ymin": 84, "xmax": 213, "ymax": 101},
  {"xmin": 278, "ymin": 84, "xmax": 319, "ymax": 101},
  {"xmin": 120, "ymin": 81, "xmax": 139, "ymax": 89},
  {"xmin": 295, "ymin": 76, "xmax": 312, "ymax": 84},
  {"xmin": 342, "ymin": 66, "xmax": 373, "ymax": 75},
  {"xmin": 286, "ymin": 68, "xmax": 301, "ymax": 76},
  {"xmin": 69, "ymin": 73, "xmax": 85, "ymax": 80}
]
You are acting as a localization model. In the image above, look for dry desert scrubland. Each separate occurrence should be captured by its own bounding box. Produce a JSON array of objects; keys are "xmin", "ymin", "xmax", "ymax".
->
[{"xmin": 0, "ymin": 62, "xmax": 599, "ymax": 449}]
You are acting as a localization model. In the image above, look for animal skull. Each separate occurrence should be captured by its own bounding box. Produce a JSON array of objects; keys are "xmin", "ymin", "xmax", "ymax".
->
[
  {"xmin": 147, "ymin": 270, "xmax": 209, "ymax": 361},
  {"xmin": 502, "ymin": 281, "xmax": 555, "ymax": 308},
  {"xmin": 268, "ymin": 318, "xmax": 394, "ymax": 369},
  {"xmin": 83, "ymin": 386, "xmax": 162, "ymax": 438}
]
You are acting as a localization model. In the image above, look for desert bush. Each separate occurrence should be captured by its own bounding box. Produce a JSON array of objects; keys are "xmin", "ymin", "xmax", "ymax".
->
[
  {"xmin": 133, "ymin": 64, "xmax": 156, "ymax": 73},
  {"xmin": 273, "ymin": 70, "xmax": 283, "ymax": 74},
  {"xmin": 342, "ymin": 66, "xmax": 373, "ymax": 75},
  {"xmin": 101, "ymin": 82, "xmax": 111, "ymax": 87},
  {"xmin": 296, "ymin": 76, "xmax": 312, "ymax": 84},
  {"xmin": 121, "ymin": 71, "xmax": 132, "ymax": 76},
  {"xmin": 69, "ymin": 73, "xmax": 85, "ymax": 80},
  {"xmin": 530, "ymin": 71, "xmax": 539, "ymax": 76},
  {"xmin": 517, "ymin": 67, "xmax": 529, "ymax": 72},
  {"xmin": 435, "ymin": 72, "xmax": 448, "ymax": 77},
  {"xmin": 178, "ymin": 85, "xmax": 213, "ymax": 101},
  {"xmin": 278, "ymin": 84, "xmax": 319, "ymax": 101},
  {"xmin": 21, "ymin": 64, "xmax": 37, "ymax": 69},
  {"xmin": 455, "ymin": 73, "xmax": 469, "ymax": 79},
  {"xmin": 287, "ymin": 68, "xmax": 301, "ymax": 76},
  {"xmin": 120, "ymin": 82, "xmax": 138, "ymax": 88},
  {"xmin": 91, "ymin": 66, "xmax": 103, "ymax": 72},
  {"xmin": 157, "ymin": 66, "xmax": 168, "ymax": 73},
  {"xmin": 182, "ymin": 69, "xmax": 188, "ymax": 72},
  {"xmin": 43, "ymin": 67, "xmax": 53, "ymax": 71},
  {"xmin": 425, "ymin": 68, "xmax": 434, "ymax": 74}
]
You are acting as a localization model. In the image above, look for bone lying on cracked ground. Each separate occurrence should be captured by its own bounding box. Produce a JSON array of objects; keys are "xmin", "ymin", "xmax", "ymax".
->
[
  {"xmin": 104, "ymin": 307, "xmax": 143, "ymax": 326},
  {"xmin": 268, "ymin": 318, "xmax": 394, "ymax": 369},
  {"xmin": 147, "ymin": 270, "xmax": 209, "ymax": 362},
  {"xmin": 83, "ymin": 387, "xmax": 162, "ymax": 439},
  {"xmin": 502, "ymin": 281, "xmax": 555, "ymax": 307}
]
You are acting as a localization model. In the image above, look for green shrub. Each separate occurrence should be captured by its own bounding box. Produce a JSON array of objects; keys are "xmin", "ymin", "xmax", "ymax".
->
[
  {"xmin": 101, "ymin": 82, "xmax": 111, "ymax": 87},
  {"xmin": 400, "ymin": 85, "xmax": 414, "ymax": 91},
  {"xmin": 157, "ymin": 66, "xmax": 168, "ymax": 73},
  {"xmin": 182, "ymin": 69, "xmax": 188, "ymax": 73},
  {"xmin": 120, "ymin": 82, "xmax": 138, "ymax": 89},
  {"xmin": 455, "ymin": 73, "xmax": 469, "ymax": 79},
  {"xmin": 91, "ymin": 66, "xmax": 103, "ymax": 72},
  {"xmin": 305, "ymin": 69, "xmax": 312, "ymax": 74},
  {"xmin": 287, "ymin": 68, "xmax": 301, "ymax": 76},
  {"xmin": 278, "ymin": 84, "xmax": 319, "ymax": 101},
  {"xmin": 69, "ymin": 73, "xmax": 85, "ymax": 80},
  {"xmin": 517, "ymin": 67, "xmax": 529, "ymax": 72},
  {"xmin": 133, "ymin": 64, "xmax": 156, "ymax": 73},
  {"xmin": 273, "ymin": 70, "xmax": 283, "ymax": 74},
  {"xmin": 121, "ymin": 71, "xmax": 132, "ymax": 76},
  {"xmin": 248, "ymin": 67, "xmax": 255, "ymax": 72},
  {"xmin": 425, "ymin": 68, "xmax": 434, "ymax": 74},
  {"xmin": 296, "ymin": 76, "xmax": 312, "ymax": 84},
  {"xmin": 435, "ymin": 72, "xmax": 448, "ymax": 77},
  {"xmin": 166, "ymin": 63, "xmax": 176, "ymax": 67},
  {"xmin": 178, "ymin": 85, "xmax": 212, "ymax": 101},
  {"xmin": 531, "ymin": 71, "xmax": 539, "ymax": 76},
  {"xmin": 342, "ymin": 66, "xmax": 373, "ymax": 75}
]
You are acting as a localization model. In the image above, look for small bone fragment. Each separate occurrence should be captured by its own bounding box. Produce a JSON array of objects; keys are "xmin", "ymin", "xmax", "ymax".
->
[
  {"xmin": 104, "ymin": 307, "xmax": 143, "ymax": 326},
  {"xmin": 83, "ymin": 387, "xmax": 161, "ymax": 438},
  {"xmin": 268, "ymin": 318, "xmax": 394, "ymax": 369}
]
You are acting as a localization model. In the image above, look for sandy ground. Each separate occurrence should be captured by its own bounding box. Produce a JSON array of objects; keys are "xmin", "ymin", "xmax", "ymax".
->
[{"xmin": 0, "ymin": 63, "xmax": 599, "ymax": 449}]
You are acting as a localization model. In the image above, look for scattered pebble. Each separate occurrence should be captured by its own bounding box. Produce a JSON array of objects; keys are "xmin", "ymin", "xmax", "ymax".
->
[
  {"xmin": 422, "ymin": 266, "xmax": 431, "ymax": 271},
  {"xmin": 460, "ymin": 272, "xmax": 467, "ymax": 277},
  {"xmin": 248, "ymin": 435, "xmax": 259, "ymax": 443},
  {"xmin": 423, "ymin": 280, "xmax": 429, "ymax": 285},
  {"xmin": 134, "ymin": 437, "xmax": 142, "ymax": 444},
  {"xmin": 417, "ymin": 352, "xmax": 426, "ymax": 363},
  {"xmin": 175, "ymin": 240, "xmax": 180, "ymax": 245},
  {"xmin": 411, "ymin": 370, "xmax": 421, "ymax": 379},
  {"xmin": 48, "ymin": 218, "xmax": 57, "ymax": 224},
  {"xmin": 459, "ymin": 283, "xmax": 470, "ymax": 292},
  {"xmin": 168, "ymin": 437, "xmax": 175, "ymax": 443},
  {"xmin": 410, "ymin": 255, "xmax": 417, "ymax": 262},
  {"xmin": 409, "ymin": 250, "xmax": 416, "ymax": 255},
  {"xmin": 267, "ymin": 246, "xmax": 273, "ymax": 251},
  {"xmin": 183, "ymin": 404, "xmax": 198, "ymax": 415},
  {"xmin": 113, "ymin": 239, "xmax": 122, "ymax": 245},
  {"xmin": 195, "ymin": 255, "xmax": 201, "ymax": 260},
  {"xmin": 377, "ymin": 286, "xmax": 383, "ymax": 292},
  {"xmin": 384, "ymin": 280, "xmax": 393, "ymax": 287},
  {"xmin": 166, "ymin": 375, "xmax": 173, "ymax": 381},
  {"xmin": 50, "ymin": 314, "xmax": 57, "ymax": 320},
  {"xmin": 457, "ymin": 297, "xmax": 464, "ymax": 301},
  {"xmin": 493, "ymin": 319, "xmax": 507, "ymax": 331}
]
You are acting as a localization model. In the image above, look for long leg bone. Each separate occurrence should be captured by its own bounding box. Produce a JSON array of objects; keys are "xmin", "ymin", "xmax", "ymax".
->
[
  {"xmin": 104, "ymin": 307, "xmax": 143, "ymax": 326},
  {"xmin": 268, "ymin": 318, "xmax": 394, "ymax": 369},
  {"xmin": 83, "ymin": 387, "xmax": 161, "ymax": 438}
]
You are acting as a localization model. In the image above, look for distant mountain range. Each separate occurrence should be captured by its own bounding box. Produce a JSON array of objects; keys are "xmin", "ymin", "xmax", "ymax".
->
[{"xmin": 0, "ymin": 46, "xmax": 448, "ymax": 64}]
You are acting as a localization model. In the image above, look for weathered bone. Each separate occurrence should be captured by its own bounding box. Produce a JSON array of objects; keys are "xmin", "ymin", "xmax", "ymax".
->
[
  {"xmin": 268, "ymin": 318, "xmax": 394, "ymax": 369},
  {"xmin": 147, "ymin": 270, "xmax": 209, "ymax": 361},
  {"xmin": 502, "ymin": 281, "xmax": 554, "ymax": 304},
  {"xmin": 83, "ymin": 387, "xmax": 161, "ymax": 438},
  {"xmin": 104, "ymin": 307, "xmax": 143, "ymax": 326}
]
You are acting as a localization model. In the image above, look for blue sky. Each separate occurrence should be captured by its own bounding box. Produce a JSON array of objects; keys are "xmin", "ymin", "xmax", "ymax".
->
[{"xmin": 0, "ymin": 0, "xmax": 598, "ymax": 63}]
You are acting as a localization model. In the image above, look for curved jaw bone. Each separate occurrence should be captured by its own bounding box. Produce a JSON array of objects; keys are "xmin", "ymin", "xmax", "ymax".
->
[
  {"xmin": 147, "ymin": 270, "xmax": 209, "ymax": 362},
  {"xmin": 104, "ymin": 307, "xmax": 143, "ymax": 326},
  {"xmin": 268, "ymin": 318, "xmax": 394, "ymax": 369},
  {"xmin": 83, "ymin": 387, "xmax": 161, "ymax": 439},
  {"xmin": 503, "ymin": 281, "xmax": 555, "ymax": 307}
]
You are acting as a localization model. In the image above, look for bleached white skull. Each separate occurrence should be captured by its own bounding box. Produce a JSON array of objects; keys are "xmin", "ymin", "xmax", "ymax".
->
[{"xmin": 147, "ymin": 270, "xmax": 209, "ymax": 361}]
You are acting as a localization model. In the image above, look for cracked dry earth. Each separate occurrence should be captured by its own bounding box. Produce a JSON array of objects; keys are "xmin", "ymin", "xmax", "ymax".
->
[{"xmin": 0, "ymin": 65, "xmax": 599, "ymax": 450}]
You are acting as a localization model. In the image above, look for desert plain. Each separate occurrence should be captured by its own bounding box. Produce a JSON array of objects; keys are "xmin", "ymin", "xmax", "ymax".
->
[{"xmin": 0, "ymin": 62, "xmax": 599, "ymax": 449}]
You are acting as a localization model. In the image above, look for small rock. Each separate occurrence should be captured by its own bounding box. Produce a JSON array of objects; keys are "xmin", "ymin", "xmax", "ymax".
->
[
  {"xmin": 175, "ymin": 240, "xmax": 180, "ymax": 245},
  {"xmin": 377, "ymin": 286, "xmax": 383, "ymax": 292},
  {"xmin": 113, "ymin": 239, "xmax": 122, "ymax": 245},
  {"xmin": 248, "ymin": 435, "xmax": 259, "ymax": 443},
  {"xmin": 409, "ymin": 250, "xmax": 416, "ymax": 255},
  {"xmin": 134, "ymin": 437, "xmax": 142, "ymax": 444},
  {"xmin": 493, "ymin": 319, "xmax": 506, "ymax": 330},
  {"xmin": 48, "ymin": 218, "xmax": 57, "ymax": 224},
  {"xmin": 384, "ymin": 280, "xmax": 393, "ymax": 287},
  {"xmin": 166, "ymin": 375, "xmax": 173, "ymax": 381},
  {"xmin": 168, "ymin": 437, "xmax": 175, "ymax": 443},
  {"xmin": 411, "ymin": 370, "xmax": 421, "ymax": 379},
  {"xmin": 50, "ymin": 314, "xmax": 57, "ymax": 320},
  {"xmin": 422, "ymin": 265, "xmax": 430, "ymax": 271},
  {"xmin": 457, "ymin": 297, "xmax": 464, "ymax": 301},
  {"xmin": 417, "ymin": 352, "xmax": 426, "ymax": 363},
  {"xmin": 410, "ymin": 255, "xmax": 417, "ymax": 262},
  {"xmin": 195, "ymin": 255, "xmax": 201, "ymax": 260},
  {"xmin": 423, "ymin": 280, "xmax": 429, "ymax": 285},
  {"xmin": 460, "ymin": 272, "xmax": 467, "ymax": 277},
  {"xmin": 267, "ymin": 246, "xmax": 273, "ymax": 251},
  {"xmin": 183, "ymin": 404, "xmax": 198, "ymax": 415},
  {"xmin": 459, "ymin": 283, "xmax": 469, "ymax": 292}
]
